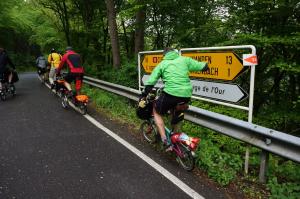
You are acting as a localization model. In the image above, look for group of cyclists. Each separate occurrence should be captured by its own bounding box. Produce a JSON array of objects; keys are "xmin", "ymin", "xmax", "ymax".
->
[
  {"xmin": 2, "ymin": 45, "xmax": 208, "ymax": 152},
  {"xmin": 40, "ymin": 46, "xmax": 209, "ymax": 150},
  {"xmin": 36, "ymin": 46, "xmax": 84, "ymax": 97}
]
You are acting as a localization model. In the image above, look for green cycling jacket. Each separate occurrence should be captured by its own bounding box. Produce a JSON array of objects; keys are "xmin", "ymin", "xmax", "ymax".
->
[{"xmin": 146, "ymin": 51, "xmax": 207, "ymax": 97}]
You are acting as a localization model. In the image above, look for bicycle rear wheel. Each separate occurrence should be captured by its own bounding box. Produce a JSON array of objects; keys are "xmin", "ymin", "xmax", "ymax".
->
[
  {"xmin": 78, "ymin": 104, "xmax": 87, "ymax": 115},
  {"xmin": 176, "ymin": 144, "xmax": 194, "ymax": 171},
  {"xmin": 140, "ymin": 120, "xmax": 159, "ymax": 144}
]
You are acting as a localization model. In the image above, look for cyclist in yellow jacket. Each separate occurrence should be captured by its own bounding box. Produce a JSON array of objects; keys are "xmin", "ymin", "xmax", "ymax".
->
[{"xmin": 48, "ymin": 48, "xmax": 62, "ymax": 88}]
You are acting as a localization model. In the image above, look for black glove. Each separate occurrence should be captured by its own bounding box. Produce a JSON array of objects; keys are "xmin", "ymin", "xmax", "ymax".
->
[
  {"xmin": 141, "ymin": 85, "xmax": 154, "ymax": 97},
  {"xmin": 202, "ymin": 63, "xmax": 210, "ymax": 72}
]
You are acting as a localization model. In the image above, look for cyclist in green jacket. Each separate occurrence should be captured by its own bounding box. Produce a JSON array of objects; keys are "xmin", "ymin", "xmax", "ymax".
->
[{"xmin": 142, "ymin": 47, "xmax": 209, "ymax": 150}]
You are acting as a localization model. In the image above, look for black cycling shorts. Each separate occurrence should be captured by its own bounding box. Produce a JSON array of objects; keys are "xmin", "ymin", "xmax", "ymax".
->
[
  {"xmin": 154, "ymin": 91, "xmax": 190, "ymax": 125},
  {"xmin": 0, "ymin": 68, "xmax": 11, "ymax": 82}
]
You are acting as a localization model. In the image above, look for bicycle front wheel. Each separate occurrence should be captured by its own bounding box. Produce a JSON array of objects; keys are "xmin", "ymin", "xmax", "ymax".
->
[
  {"xmin": 61, "ymin": 94, "xmax": 69, "ymax": 109},
  {"xmin": 176, "ymin": 144, "xmax": 194, "ymax": 171},
  {"xmin": 0, "ymin": 92, "xmax": 6, "ymax": 101},
  {"xmin": 140, "ymin": 120, "xmax": 159, "ymax": 144}
]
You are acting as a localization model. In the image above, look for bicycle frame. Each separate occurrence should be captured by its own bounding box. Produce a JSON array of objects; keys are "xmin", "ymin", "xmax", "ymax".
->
[
  {"xmin": 149, "ymin": 117, "xmax": 199, "ymax": 158},
  {"xmin": 141, "ymin": 111, "xmax": 199, "ymax": 170}
]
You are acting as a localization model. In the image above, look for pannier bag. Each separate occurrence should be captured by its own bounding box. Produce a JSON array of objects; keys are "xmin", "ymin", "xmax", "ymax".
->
[
  {"xmin": 11, "ymin": 71, "xmax": 19, "ymax": 83},
  {"xmin": 136, "ymin": 99, "xmax": 153, "ymax": 120}
]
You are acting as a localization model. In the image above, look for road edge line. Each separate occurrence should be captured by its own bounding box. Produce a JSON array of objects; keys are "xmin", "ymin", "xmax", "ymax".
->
[{"xmin": 84, "ymin": 114, "xmax": 205, "ymax": 199}]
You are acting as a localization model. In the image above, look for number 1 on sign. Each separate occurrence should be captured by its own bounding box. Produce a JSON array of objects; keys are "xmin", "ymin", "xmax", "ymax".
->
[{"xmin": 226, "ymin": 56, "xmax": 232, "ymax": 77}]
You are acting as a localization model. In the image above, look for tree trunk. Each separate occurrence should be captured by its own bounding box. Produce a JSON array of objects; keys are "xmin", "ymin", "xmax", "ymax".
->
[
  {"xmin": 62, "ymin": 1, "xmax": 71, "ymax": 45},
  {"xmin": 102, "ymin": 17, "xmax": 109, "ymax": 64},
  {"xmin": 134, "ymin": 2, "xmax": 146, "ymax": 54},
  {"xmin": 105, "ymin": 0, "xmax": 121, "ymax": 69}
]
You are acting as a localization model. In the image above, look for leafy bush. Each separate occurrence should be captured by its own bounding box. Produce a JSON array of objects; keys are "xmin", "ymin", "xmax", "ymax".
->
[
  {"xmin": 196, "ymin": 139, "xmax": 243, "ymax": 186},
  {"xmin": 84, "ymin": 60, "xmax": 138, "ymax": 89},
  {"xmin": 267, "ymin": 177, "xmax": 300, "ymax": 199}
]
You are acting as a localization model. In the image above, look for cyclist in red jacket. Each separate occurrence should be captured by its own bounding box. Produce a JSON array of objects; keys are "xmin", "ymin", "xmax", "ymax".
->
[{"xmin": 56, "ymin": 46, "xmax": 84, "ymax": 96}]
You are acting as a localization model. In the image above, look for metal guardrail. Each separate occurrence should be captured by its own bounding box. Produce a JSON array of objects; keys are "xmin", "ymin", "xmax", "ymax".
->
[
  {"xmin": 84, "ymin": 76, "xmax": 300, "ymax": 164},
  {"xmin": 84, "ymin": 75, "xmax": 300, "ymax": 182}
]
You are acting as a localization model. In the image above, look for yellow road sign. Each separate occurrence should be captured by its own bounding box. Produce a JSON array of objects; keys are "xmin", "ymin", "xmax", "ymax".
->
[
  {"xmin": 182, "ymin": 52, "xmax": 244, "ymax": 81},
  {"xmin": 141, "ymin": 52, "xmax": 245, "ymax": 81},
  {"xmin": 141, "ymin": 54, "xmax": 163, "ymax": 73}
]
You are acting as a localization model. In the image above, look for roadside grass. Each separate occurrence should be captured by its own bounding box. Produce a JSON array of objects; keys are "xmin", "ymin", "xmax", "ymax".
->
[{"xmin": 81, "ymin": 84, "xmax": 300, "ymax": 199}]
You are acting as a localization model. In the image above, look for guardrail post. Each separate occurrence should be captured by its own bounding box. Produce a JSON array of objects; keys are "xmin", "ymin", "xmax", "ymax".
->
[
  {"xmin": 259, "ymin": 150, "xmax": 269, "ymax": 183},
  {"xmin": 244, "ymin": 145, "xmax": 250, "ymax": 174}
]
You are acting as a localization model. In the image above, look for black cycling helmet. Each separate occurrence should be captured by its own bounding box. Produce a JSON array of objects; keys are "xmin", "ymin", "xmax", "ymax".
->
[
  {"xmin": 66, "ymin": 46, "xmax": 73, "ymax": 51},
  {"xmin": 163, "ymin": 47, "xmax": 178, "ymax": 56},
  {"xmin": 51, "ymin": 48, "xmax": 55, "ymax": 53}
]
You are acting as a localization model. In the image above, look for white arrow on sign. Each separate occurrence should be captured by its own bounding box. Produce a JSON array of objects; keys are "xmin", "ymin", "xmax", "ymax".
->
[
  {"xmin": 142, "ymin": 75, "xmax": 248, "ymax": 103},
  {"xmin": 243, "ymin": 54, "xmax": 258, "ymax": 66},
  {"xmin": 190, "ymin": 80, "xmax": 248, "ymax": 103}
]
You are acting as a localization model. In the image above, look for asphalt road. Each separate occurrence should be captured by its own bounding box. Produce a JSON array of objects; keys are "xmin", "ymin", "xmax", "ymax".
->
[{"xmin": 0, "ymin": 73, "xmax": 235, "ymax": 199}]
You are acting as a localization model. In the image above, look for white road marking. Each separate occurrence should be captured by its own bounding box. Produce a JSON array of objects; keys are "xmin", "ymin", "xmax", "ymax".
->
[
  {"xmin": 44, "ymin": 78, "xmax": 205, "ymax": 199},
  {"xmin": 84, "ymin": 114, "xmax": 205, "ymax": 199}
]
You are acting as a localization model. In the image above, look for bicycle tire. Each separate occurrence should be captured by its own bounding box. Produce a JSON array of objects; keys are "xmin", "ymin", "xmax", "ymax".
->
[
  {"xmin": 10, "ymin": 85, "xmax": 16, "ymax": 96},
  {"xmin": 79, "ymin": 104, "xmax": 87, "ymax": 115},
  {"xmin": 61, "ymin": 94, "xmax": 68, "ymax": 109},
  {"xmin": 176, "ymin": 143, "xmax": 194, "ymax": 171},
  {"xmin": 0, "ymin": 92, "xmax": 6, "ymax": 101},
  {"xmin": 140, "ymin": 120, "xmax": 159, "ymax": 144}
]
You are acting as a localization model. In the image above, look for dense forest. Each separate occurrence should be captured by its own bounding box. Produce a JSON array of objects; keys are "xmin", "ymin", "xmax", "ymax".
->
[{"xmin": 0, "ymin": 0, "xmax": 299, "ymax": 197}]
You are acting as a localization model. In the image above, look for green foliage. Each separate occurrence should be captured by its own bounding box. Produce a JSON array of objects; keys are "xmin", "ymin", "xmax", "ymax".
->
[
  {"xmin": 268, "ymin": 159, "xmax": 300, "ymax": 182},
  {"xmin": 0, "ymin": 0, "xmax": 65, "ymax": 66},
  {"xmin": 196, "ymin": 139, "xmax": 243, "ymax": 186},
  {"xmin": 85, "ymin": 60, "xmax": 139, "ymax": 89},
  {"xmin": 81, "ymin": 85, "xmax": 139, "ymax": 124},
  {"xmin": 267, "ymin": 177, "xmax": 300, "ymax": 199}
]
